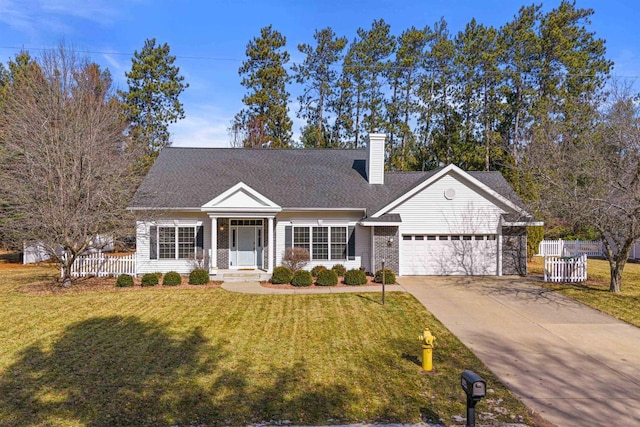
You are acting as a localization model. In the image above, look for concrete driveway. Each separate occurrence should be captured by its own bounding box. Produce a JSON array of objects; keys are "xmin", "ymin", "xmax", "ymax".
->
[{"xmin": 398, "ymin": 276, "xmax": 640, "ymax": 427}]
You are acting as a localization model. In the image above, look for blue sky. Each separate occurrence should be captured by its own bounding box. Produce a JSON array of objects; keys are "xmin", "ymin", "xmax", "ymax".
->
[{"xmin": 1, "ymin": 0, "xmax": 638, "ymax": 147}]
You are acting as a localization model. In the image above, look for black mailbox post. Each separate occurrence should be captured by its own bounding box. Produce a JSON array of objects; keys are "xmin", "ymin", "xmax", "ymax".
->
[{"xmin": 461, "ymin": 370, "xmax": 486, "ymax": 427}]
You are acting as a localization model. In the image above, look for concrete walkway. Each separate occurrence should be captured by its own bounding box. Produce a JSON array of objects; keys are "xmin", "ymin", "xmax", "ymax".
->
[{"xmin": 398, "ymin": 276, "xmax": 640, "ymax": 427}]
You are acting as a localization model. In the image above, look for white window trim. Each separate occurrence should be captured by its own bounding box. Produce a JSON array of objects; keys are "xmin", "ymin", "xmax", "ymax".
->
[
  {"xmin": 292, "ymin": 225, "xmax": 348, "ymax": 261},
  {"xmin": 155, "ymin": 225, "xmax": 198, "ymax": 260}
]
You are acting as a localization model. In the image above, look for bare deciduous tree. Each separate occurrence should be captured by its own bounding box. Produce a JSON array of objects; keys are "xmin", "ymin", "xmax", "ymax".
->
[
  {"xmin": 0, "ymin": 45, "xmax": 142, "ymax": 286},
  {"xmin": 525, "ymin": 82, "xmax": 640, "ymax": 292}
]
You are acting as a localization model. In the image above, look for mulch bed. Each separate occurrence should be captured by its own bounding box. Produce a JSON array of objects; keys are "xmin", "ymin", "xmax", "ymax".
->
[
  {"xmin": 260, "ymin": 275, "xmax": 391, "ymax": 290},
  {"xmin": 17, "ymin": 276, "xmax": 222, "ymax": 295}
]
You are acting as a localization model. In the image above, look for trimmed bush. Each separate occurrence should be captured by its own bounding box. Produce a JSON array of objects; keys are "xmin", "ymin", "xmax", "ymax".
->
[
  {"xmin": 271, "ymin": 266, "xmax": 293, "ymax": 284},
  {"xmin": 141, "ymin": 273, "xmax": 159, "ymax": 287},
  {"xmin": 291, "ymin": 270, "xmax": 313, "ymax": 287},
  {"xmin": 331, "ymin": 264, "xmax": 347, "ymax": 277},
  {"xmin": 189, "ymin": 269, "xmax": 209, "ymax": 285},
  {"xmin": 374, "ymin": 269, "xmax": 396, "ymax": 284},
  {"xmin": 311, "ymin": 265, "xmax": 327, "ymax": 277},
  {"xmin": 116, "ymin": 274, "xmax": 134, "ymax": 288},
  {"xmin": 163, "ymin": 271, "xmax": 182, "ymax": 286},
  {"xmin": 343, "ymin": 269, "xmax": 367, "ymax": 286},
  {"xmin": 316, "ymin": 269, "xmax": 338, "ymax": 286}
]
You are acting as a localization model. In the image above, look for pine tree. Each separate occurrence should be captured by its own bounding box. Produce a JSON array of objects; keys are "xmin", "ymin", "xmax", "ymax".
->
[
  {"xmin": 122, "ymin": 38, "xmax": 188, "ymax": 164},
  {"xmin": 343, "ymin": 19, "xmax": 396, "ymax": 148},
  {"xmin": 293, "ymin": 27, "xmax": 347, "ymax": 148},
  {"xmin": 387, "ymin": 26, "xmax": 431, "ymax": 170},
  {"xmin": 235, "ymin": 25, "xmax": 292, "ymax": 148},
  {"xmin": 454, "ymin": 19, "xmax": 501, "ymax": 171},
  {"xmin": 416, "ymin": 18, "xmax": 456, "ymax": 169},
  {"xmin": 497, "ymin": 4, "xmax": 542, "ymax": 167}
]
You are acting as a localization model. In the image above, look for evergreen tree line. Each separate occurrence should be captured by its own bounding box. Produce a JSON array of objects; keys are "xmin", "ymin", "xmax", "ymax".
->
[{"xmin": 232, "ymin": 1, "xmax": 613, "ymax": 179}]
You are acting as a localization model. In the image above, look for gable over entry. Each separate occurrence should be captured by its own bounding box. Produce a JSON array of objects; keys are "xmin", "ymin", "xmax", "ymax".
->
[{"xmin": 201, "ymin": 182, "xmax": 282, "ymax": 274}]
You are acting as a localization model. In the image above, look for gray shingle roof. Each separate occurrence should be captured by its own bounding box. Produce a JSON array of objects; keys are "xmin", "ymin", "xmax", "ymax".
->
[{"xmin": 130, "ymin": 147, "xmax": 527, "ymax": 215}]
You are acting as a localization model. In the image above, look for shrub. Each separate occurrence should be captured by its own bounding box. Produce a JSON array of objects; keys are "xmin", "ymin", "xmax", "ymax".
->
[
  {"xmin": 153, "ymin": 272, "xmax": 163, "ymax": 279},
  {"xmin": 291, "ymin": 269, "xmax": 313, "ymax": 287},
  {"xmin": 282, "ymin": 247, "xmax": 310, "ymax": 272},
  {"xmin": 116, "ymin": 274, "xmax": 134, "ymax": 288},
  {"xmin": 331, "ymin": 264, "xmax": 347, "ymax": 277},
  {"xmin": 343, "ymin": 269, "xmax": 367, "ymax": 286},
  {"xmin": 316, "ymin": 269, "xmax": 338, "ymax": 286},
  {"xmin": 189, "ymin": 269, "xmax": 209, "ymax": 285},
  {"xmin": 374, "ymin": 269, "xmax": 396, "ymax": 284},
  {"xmin": 141, "ymin": 273, "xmax": 159, "ymax": 287},
  {"xmin": 271, "ymin": 266, "xmax": 293, "ymax": 284},
  {"xmin": 162, "ymin": 271, "xmax": 182, "ymax": 286},
  {"xmin": 311, "ymin": 265, "xmax": 327, "ymax": 277}
]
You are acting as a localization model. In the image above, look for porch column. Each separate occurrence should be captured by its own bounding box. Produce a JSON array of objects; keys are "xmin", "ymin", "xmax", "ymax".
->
[
  {"xmin": 210, "ymin": 216, "xmax": 217, "ymax": 272},
  {"xmin": 267, "ymin": 217, "xmax": 274, "ymax": 273}
]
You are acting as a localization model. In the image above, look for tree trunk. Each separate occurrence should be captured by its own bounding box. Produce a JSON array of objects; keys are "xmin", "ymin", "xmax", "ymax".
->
[
  {"xmin": 317, "ymin": 89, "xmax": 324, "ymax": 148},
  {"xmin": 354, "ymin": 88, "xmax": 361, "ymax": 148},
  {"xmin": 61, "ymin": 262, "xmax": 73, "ymax": 288},
  {"xmin": 609, "ymin": 263, "xmax": 622, "ymax": 293},
  {"xmin": 603, "ymin": 236, "xmax": 634, "ymax": 293}
]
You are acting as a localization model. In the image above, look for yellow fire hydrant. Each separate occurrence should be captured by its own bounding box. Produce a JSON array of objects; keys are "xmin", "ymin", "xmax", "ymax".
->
[{"xmin": 418, "ymin": 328, "xmax": 436, "ymax": 371}]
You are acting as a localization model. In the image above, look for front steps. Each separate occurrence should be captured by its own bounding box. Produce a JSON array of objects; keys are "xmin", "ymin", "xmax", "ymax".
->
[{"xmin": 211, "ymin": 269, "xmax": 271, "ymax": 282}]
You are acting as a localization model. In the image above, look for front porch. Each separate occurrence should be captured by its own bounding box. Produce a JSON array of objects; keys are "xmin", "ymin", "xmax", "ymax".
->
[
  {"xmin": 208, "ymin": 217, "xmax": 276, "ymax": 274},
  {"xmin": 202, "ymin": 181, "xmax": 282, "ymax": 275}
]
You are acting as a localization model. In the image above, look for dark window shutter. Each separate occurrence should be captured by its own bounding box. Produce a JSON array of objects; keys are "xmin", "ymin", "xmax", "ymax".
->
[
  {"xmin": 150, "ymin": 226, "xmax": 157, "ymax": 259},
  {"xmin": 348, "ymin": 226, "xmax": 355, "ymax": 260},
  {"xmin": 196, "ymin": 226, "xmax": 204, "ymax": 250},
  {"xmin": 285, "ymin": 226, "xmax": 292, "ymax": 248},
  {"xmin": 196, "ymin": 225, "xmax": 204, "ymax": 257}
]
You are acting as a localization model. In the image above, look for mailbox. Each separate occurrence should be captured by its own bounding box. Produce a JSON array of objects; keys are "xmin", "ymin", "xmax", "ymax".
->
[
  {"xmin": 460, "ymin": 370, "xmax": 486, "ymax": 427},
  {"xmin": 461, "ymin": 370, "xmax": 486, "ymax": 400}
]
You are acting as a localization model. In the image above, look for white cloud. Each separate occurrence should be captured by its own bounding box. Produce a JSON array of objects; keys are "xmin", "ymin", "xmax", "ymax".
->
[
  {"xmin": 170, "ymin": 105, "xmax": 232, "ymax": 148},
  {"xmin": 0, "ymin": 0, "xmax": 131, "ymax": 38}
]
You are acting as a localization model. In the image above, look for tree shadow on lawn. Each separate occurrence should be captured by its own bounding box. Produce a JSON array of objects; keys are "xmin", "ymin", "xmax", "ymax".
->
[{"xmin": 0, "ymin": 316, "xmax": 359, "ymax": 426}]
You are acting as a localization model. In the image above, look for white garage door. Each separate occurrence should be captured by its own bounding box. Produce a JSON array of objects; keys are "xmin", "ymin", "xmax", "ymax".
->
[{"xmin": 401, "ymin": 235, "xmax": 498, "ymax": 275}]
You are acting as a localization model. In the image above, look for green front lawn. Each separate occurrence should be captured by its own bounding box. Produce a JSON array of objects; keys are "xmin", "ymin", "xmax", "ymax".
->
[
  {"xmin": 0, "ymin": 260, "xmax": 540, "ymax": 426},
  {"xmin": 529, "ymin": 257, "xmax": 640, "ymax": 327}
]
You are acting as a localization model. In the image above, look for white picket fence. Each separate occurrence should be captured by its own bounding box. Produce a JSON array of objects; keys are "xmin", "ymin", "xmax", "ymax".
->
[
  {"xmin": 537, "ymin": 239, "xmax": 640, "ymax": 259},
  {"xmin": 66, "ymin": 252, "xmax": 136, "ymax": 278},
  {"xmin": 544, "ymin": 254, "xmax": 587, "ymax": 283}
]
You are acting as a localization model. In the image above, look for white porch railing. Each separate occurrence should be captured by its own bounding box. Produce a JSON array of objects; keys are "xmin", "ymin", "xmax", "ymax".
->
[
  {"xmin": 67, "ymin": 252, "xmax": 136, "ymax": 278},
  {"xmin": 544, "ymin": 254, "xmax": 587, "ymax": 283},
  {"xmin": 537, "ymin": 239, "xmax": 640, "ymax": 259}
]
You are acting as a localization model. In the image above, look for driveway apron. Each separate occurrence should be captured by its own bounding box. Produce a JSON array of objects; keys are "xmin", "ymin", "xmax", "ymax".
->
[{"xmin": 398, "ymin": 276, "xmax": 640, "ymax": 427}]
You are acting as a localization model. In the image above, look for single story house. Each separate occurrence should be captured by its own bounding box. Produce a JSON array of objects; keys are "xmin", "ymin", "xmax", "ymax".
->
[{"xmin": 129, "ymin": 133, "xmax": 540, "ymax": 278}]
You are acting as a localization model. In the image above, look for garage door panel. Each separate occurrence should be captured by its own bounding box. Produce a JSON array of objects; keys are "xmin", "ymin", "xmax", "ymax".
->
[{"xmin": 401, "ymin": 236, "xmax": 497, "ymax": 275}]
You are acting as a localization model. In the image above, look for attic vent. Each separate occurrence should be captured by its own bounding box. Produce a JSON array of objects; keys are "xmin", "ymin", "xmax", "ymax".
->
[{"xmin": 444, "ymin": 188, "xmax": 456, "ymax": 200}]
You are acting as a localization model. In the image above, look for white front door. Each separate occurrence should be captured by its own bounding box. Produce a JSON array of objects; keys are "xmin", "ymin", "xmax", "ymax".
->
[{"xmin": 237, "ymin": 227, "xmax": 256, "ymax": 267}]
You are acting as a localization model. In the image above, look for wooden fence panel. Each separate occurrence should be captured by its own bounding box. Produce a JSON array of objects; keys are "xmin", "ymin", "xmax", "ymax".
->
[
  {"xmin": 67, "ymin": 252, "xmax": 136, "ymax": 278},
  {"xmin": 543, "ymin": 255, "xmax": 587, "ymax": 283}
]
